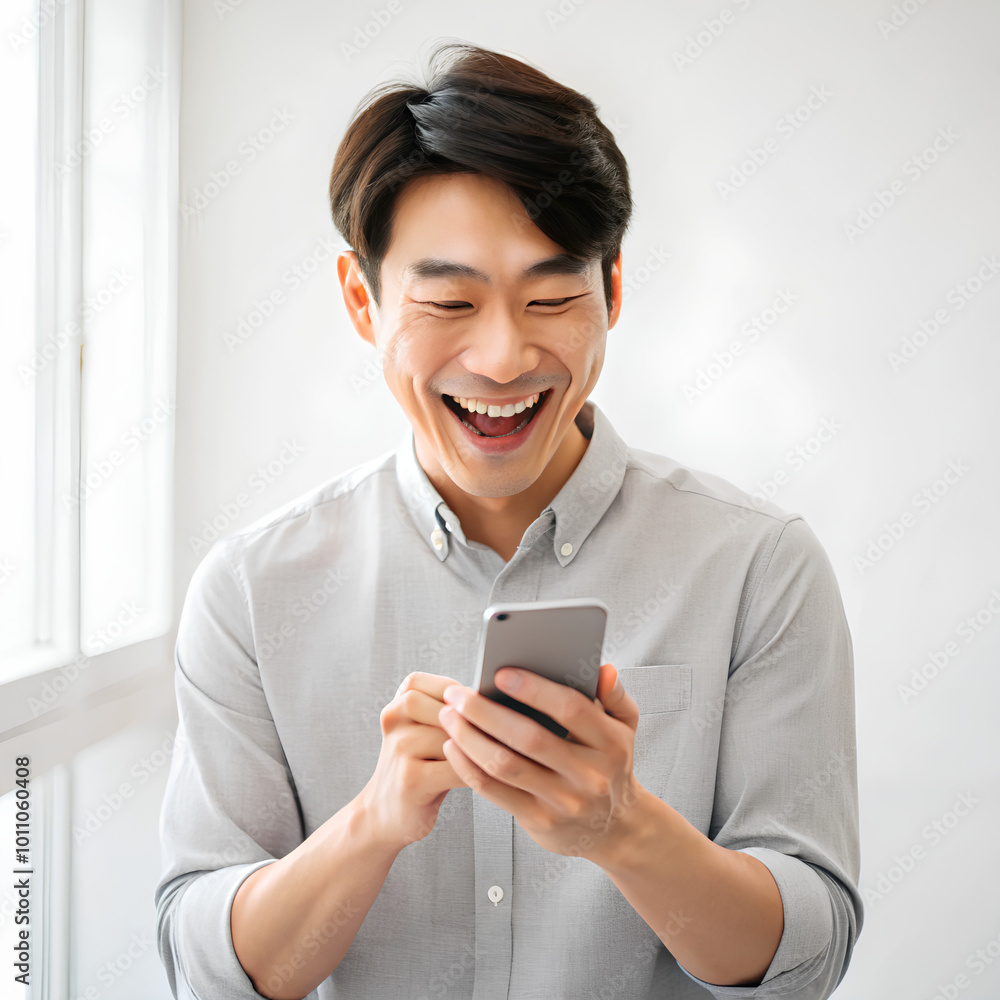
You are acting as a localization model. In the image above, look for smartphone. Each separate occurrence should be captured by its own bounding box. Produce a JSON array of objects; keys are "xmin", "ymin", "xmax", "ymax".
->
[{"xmin": 472, "ymin": 598, "xmax": 609, "ymax": 739}]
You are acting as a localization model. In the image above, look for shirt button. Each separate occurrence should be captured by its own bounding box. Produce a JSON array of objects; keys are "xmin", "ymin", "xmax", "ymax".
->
[
  {"xmin": 487, "ymin": 885, "xmax": 504, "ymax": 905},
  {"xmin": 431, "ymin": 528, "xmax": 444, "ymax": 550},
  {"xmin": 560, "ymin": 542, "xmax": 573, "ymax": 556}
]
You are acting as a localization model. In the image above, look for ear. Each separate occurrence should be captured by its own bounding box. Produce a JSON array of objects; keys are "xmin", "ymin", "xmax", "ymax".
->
[
  {"xmin": 337, "ymin": 250, "xmax": 378, "ymax": 348},
  {"xmin": 607, "ymin": 248, "xmax": 623, "ymax": 331}
]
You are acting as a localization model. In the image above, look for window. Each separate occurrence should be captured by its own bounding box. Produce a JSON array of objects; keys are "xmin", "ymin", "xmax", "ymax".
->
[{"xmin": 0, "ymin": 0, "xmax": 179, "ymax": 689}]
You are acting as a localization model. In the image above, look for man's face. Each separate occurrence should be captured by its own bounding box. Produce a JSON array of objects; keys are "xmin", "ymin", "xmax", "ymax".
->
[{"xmin": 339, "ymin": 171, "xmax": 621, "ymax": 501}]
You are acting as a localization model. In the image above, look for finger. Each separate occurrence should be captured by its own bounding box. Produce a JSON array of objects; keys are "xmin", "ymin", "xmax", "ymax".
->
[
  {"xmin": 422, "ymin": 757, "xmax": 468, "ymax": 791},
  {"xmin": 395, "ymin": 721, "xmax": 451, "ymax": 760},
  {"xmin": 443, "ymin": 682, "xmax": 608, "ymax": 779},
  {"xmin": 442, "ymin": 735, "xmax": 537, "ymax": 811},
  {"xmin": 594, "ymin": 663, "xmax": 639, "ymax": 730},
  {"xmin": 439, "ymin": 703, "xmax": 571, "ymax": 807},
  {"xmin": 395, "ymin": 671, "xmax": 460, "ymax": 701},
  {"xmin": 491, "ymin": 668, "xmax": 617, "ymax": 750},
  {"xmin": 392, "ymin": 688, "xmax": 454, "ymax": 728}
]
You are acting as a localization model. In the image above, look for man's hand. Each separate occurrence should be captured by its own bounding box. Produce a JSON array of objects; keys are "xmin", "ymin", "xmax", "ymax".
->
[
  {"xmin": 438, "ymin": 662, "xmax": 643, "ymax": 864},
  {"xmin": 359, "ymin": 672, "xmax": 468, "ymax": 853}
]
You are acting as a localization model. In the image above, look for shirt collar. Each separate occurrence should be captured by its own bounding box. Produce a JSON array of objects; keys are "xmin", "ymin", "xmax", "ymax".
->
[{"xmin": 394, "ymin": 398, "xmax": 630, "ymax": 565}]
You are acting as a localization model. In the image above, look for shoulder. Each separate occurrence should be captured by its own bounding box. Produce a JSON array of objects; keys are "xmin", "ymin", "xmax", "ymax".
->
[
  {"xmin": 197, "ymin": 444, "xmax": 398, "ymax": 592},
  {"xmin": 623, "ymin": 445, "xmax": 796, "ymax": 531}
]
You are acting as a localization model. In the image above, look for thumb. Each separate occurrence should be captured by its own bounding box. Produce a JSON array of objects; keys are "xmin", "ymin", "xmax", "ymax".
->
[{"xmin": 595, "ymin": 663, "xmax": 639, "ymax": 728}]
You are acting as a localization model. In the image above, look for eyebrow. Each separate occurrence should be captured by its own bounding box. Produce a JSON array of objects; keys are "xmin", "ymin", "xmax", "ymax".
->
[{"xmin": 401, "ymin": 253, "xmax": 591, "ymax": 285}]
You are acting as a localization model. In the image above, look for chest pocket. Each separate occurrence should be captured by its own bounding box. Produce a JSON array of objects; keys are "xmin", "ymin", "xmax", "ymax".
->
[{"xmin": 618, "ymin": 664, "xmax": 692, "ymax": 714}]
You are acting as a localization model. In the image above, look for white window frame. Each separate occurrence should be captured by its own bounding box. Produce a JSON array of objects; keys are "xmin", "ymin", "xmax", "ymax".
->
[{"xmin": 0, "ymin": 0, "xmax": 181, "ymax": 739}]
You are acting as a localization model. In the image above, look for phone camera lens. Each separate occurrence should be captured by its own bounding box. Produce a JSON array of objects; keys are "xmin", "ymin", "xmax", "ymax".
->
[{"xmin": 496, "ymin": 613, "xmax": 507, "ymax": 621}]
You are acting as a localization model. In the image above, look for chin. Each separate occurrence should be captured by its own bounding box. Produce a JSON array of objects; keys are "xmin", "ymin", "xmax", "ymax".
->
[{"xmin": 449, "ymin": 463, "xmax": 540, "ymax": 499}]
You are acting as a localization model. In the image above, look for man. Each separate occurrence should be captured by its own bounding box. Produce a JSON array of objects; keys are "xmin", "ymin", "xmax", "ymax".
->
[{"xmin": 155, "ymin": 41, "xmax": 862, "ymax": 1000}]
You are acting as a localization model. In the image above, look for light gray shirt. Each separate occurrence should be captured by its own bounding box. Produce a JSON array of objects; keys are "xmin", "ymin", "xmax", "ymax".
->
[{"xmin": 155, "ymin": 398, "xmax": 863, "ymax": 1000}]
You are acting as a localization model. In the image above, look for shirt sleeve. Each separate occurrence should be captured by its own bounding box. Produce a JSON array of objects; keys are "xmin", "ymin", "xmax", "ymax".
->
[
  {"xmin": 154, "ymin": 540, "xmax": 310, "ymax": 1000},
  {"xmin": 679, "ymin": 515, "xmax": 864, "ymax": 999}
]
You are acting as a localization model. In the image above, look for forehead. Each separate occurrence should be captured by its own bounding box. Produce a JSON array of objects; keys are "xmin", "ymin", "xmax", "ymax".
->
[
  {"xmin": 392, "ymin": 170, "xmax": 524, "ymax": 223},
  {"xmin": 384, "ymin": 172, "xmax": 594, "ymax": 284}
]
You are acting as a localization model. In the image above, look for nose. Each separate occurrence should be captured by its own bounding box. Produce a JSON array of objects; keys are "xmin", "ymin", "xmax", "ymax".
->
[{"xmin": 458, "ymin": 302, "xmax": 543, "ymax": 388}]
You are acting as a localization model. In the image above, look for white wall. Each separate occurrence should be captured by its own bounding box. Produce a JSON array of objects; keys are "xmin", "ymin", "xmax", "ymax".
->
[{"xmin": 171, "ymin": 1, "xmax": 1000, "ymax": 997}]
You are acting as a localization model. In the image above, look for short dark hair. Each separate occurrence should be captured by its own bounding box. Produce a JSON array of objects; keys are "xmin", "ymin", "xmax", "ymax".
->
[{"xmin": 328, "ymin": 41, "xmax": 632, "ymax": 314}]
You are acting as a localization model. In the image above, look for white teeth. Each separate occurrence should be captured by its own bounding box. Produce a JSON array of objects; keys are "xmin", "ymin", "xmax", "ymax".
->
[{"xmin": 452, "ymin": 392, "xmax": 541, "ymax": 416}]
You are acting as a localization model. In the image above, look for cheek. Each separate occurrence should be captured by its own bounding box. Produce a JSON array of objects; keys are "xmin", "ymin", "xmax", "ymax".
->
[
  {"xmin": 554, "ymin": 319, "xmax": 605, "ymax": 372},
  {"xmin": 377, "ymin": 328, "xmax": 432, "ymax": 387}
]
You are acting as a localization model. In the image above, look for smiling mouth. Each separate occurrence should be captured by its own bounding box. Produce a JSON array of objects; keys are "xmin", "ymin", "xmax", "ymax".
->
[{"xmin": 441, "ymin": 389, "xmax": 551, "ymax": 437}]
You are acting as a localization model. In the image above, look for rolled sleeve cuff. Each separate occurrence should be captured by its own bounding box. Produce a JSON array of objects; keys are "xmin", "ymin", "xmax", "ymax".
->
[
  {"xmin": 159, "ymin": 860, "xmax": 280, "ymax": 1000},
  {"xmin": 678, "ymin": 848, "xmax": 834, "ymax": 998}
]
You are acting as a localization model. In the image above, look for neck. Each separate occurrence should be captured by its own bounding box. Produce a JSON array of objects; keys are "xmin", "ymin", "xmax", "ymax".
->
[{"xmin": 424, "ymin": 414, "xmax": 590, "ymax": 562}]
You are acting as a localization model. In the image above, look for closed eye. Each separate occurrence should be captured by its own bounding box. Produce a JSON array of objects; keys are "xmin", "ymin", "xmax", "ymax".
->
[{"xmin": 428, "ymin": 297, "xmax": 578, "ymax": 310}]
